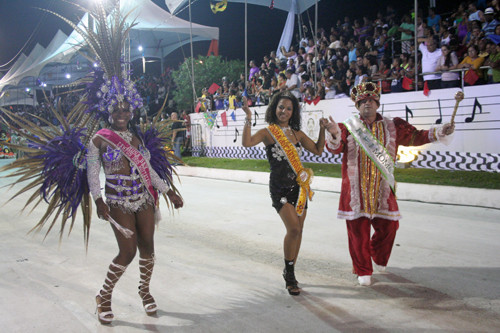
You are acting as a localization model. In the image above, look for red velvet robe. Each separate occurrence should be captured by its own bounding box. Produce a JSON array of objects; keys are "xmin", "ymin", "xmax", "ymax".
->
[{"xmin": 326, "ymin": 113, "xmax": 441, "ymax": 221}]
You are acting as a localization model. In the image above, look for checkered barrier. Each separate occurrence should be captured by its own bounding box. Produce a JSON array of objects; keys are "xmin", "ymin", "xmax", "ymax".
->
[
  {"xmin": 196, "ymin": 146, "xmax": 343, "ymax": 164},
  {"xmin": 410, "ymin": 151, "xmax": 500, "ymax": 172},
  {"xmin": 193, "ymin": 145, "xmax": 499, "ymax": 172}
]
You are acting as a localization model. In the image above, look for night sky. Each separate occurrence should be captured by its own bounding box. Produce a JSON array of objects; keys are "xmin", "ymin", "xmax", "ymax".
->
[{"xmin": 0, "ymin": 0, "xmax": 456, "ymax": 76}]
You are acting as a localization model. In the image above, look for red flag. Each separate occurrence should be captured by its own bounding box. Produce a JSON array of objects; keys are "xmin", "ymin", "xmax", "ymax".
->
[
  {"xmin": 402, "ymin": 76, "xmax": 412, "ymax": 90},
  {"xmin": 423, "ymin": 81, "xmax": 430, "ymax": 96},
  {"xmin": 195, "ymin": 102, "xmax": 201, "ymax": 113},
  {"xmin": 221, "ymin": 111, "xmax": 228, "ymax": 126},
  {"xmin": 208, "ymin": 83, "xmax": 220, "ymax": 95},
  {"xmin": 207, "ymin": 39, "xmax": 219, "ymax": 56},
  {"xmin": 312, "ymin": 96, "xmax": 321, "ymax": 105}
]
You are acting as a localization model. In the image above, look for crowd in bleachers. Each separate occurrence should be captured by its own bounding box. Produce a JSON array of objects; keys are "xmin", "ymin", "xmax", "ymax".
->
[
  {"xmin": 2, "ymin": 1, "xmax": 500, "ymax": 119},
  {"xmin": 2, "ymin": 70, "xmax": 172, "ymax": 128},
  {"xmin": 199, "ymin": 1, "xmax": 500, "ymax": 110}
]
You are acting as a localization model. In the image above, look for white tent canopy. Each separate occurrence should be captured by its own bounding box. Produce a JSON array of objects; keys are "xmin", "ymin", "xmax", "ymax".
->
[
  {"xmin": 123, "ymin": 0, "xmax": 219, "ymax": 61},
  {"xmin": 0, "ymin": 89, "xmax": 38, "ymax": 107},
  {"xmin": 165, "ymin": 0, "xmax": 319, "ymax": 15},
  {"xmin": 0, "ymin": 0, "xmax": 219, "ymax": 92}
]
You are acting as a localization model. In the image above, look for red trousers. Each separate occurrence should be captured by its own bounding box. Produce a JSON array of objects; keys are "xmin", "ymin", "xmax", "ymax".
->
[{"xmin": 346, "ymin": 217, "xmax": 399, "ymax": 276}]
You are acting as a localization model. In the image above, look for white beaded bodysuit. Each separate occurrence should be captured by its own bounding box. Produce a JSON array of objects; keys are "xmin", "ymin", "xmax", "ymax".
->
[{"xmin": 86, "ymin": 130, "xmax": 169, "ymax": 213}]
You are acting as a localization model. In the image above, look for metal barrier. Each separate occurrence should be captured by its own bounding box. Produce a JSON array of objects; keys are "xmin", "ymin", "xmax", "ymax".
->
[
  {"xmin": 373, "ymin": 66, "xmax": 492, "ymax": 93},
  {"xmin": 190, "ymin": 123, "xmax": 204, "ymax": 157}
]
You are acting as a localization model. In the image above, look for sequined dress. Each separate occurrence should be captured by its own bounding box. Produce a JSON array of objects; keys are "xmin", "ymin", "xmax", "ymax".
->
[{"xmin": 266, "ymin": 142, "xmax": 307, "ymax": 213}]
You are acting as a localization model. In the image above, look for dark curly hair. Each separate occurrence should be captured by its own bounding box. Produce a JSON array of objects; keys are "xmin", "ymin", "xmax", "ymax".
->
[{"xmin": 265, "ymin": 91, "xmax": 301, "ymax": 131}]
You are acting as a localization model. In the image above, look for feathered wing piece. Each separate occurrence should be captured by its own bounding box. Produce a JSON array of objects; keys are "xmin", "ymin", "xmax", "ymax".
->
[
  {"xmin": 0, "ymin": 99, "xmax": 93, "ymax": 245},
  {"xmin": 139, "ymin": 115, "xmax": 184, "ymax": 209},
  {"xmin": 0, "ymin": 1, "xmax": 178, "ymax": 247}
]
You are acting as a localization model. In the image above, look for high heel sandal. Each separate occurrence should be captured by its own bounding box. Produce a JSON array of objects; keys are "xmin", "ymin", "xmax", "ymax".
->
[
  {"xmin": 95, "ymin": 291, "xmax": 113, "ymax": 324},
  {"xmin": 283, "ymin": 268, "xmax": 301, "ymax": 296},
  {"xmin": 139, "ymin": 255, "xmax": 157, "ymax": 315},
  {"xmin": 95, "ymin": 262, "xmax": 127, "ymax": 325}
]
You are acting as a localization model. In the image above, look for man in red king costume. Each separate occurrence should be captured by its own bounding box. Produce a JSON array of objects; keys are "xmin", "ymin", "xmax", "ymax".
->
[{"xmin": 324, "ymin": 82, "xmax": 455, "ymax": 286}]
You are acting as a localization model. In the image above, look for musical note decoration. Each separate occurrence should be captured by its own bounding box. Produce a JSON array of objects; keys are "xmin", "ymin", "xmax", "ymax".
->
[
  {"xmin": 436, "ymin": 99, "xmax": 442, "ymax": 124},
  {"xmin": 465, "ymin": 97, "xmax": 481, "ymax": 123},
  {"xmin": 253, "ymin": 110, "xmax": 259, "ymax": 127},
  {"xmin": 233, "ymin": 128, "xmax": 239, "ymax": 143},
  {"xmin": 405, "ymin": 106, "xmax": 413, "ymax": 122}
]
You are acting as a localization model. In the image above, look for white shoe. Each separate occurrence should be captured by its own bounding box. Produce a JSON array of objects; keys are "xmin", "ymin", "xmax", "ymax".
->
[
  {"xmin": 374, "ymin": 263, "xmax": 386, "ymax": 272},
  {"xmin": 358, "ymin": 275, "xmax": 372, "ymax": 286}
]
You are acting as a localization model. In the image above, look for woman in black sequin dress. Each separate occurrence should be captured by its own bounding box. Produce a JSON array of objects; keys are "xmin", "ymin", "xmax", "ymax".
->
[{"xmin": 242, "ymin": 91, "xmax": 327, "ymax": 295}]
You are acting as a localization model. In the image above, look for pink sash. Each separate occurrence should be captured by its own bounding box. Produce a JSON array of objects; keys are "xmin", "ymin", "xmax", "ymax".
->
[{"xmin": 96, "ymin": 128, "xmax": 158, "ymax": 205}]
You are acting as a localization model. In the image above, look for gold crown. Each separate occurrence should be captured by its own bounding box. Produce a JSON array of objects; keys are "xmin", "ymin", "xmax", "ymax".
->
[{"xmin": 350, "ymin": 82, "xmax": 381, "ymax": 105}]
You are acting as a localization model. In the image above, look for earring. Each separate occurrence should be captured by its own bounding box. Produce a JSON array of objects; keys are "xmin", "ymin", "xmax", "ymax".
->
[{"xmin": 108, "ymin": 115, "xmax": 114, "ymax": 124}]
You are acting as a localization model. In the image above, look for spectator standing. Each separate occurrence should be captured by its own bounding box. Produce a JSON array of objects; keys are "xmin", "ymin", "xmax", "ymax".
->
[
  {"xmin": 468, "ymin": 2, "xmax": 484, "ymax": 22},
  {"xmin": 399, "ymin": 15, "xmax": 415, "ymax": 54},
  {"xmin": 436, "ymin": 44, "xmax": 460, "ymax": 88},
  {"xmin": 388, "ymin": 57, "xmax": 404, "ymax": 92},
  {"xmin": 306, "ymin": 38, "xmax": 316, "ymax": 54},
  {"xmin": 482, "ymin": 8, "xmax": 499, "ymax": 36},
  {"xmin": 419, "ymin": 37, "xmax": 443, "ymax": 89},
  {"xmin": 354, "ymin": 65, "xmax": 368, "ymax": 86},
  {"xmin": 348, "ymin": 40, "xmax": 357, "ymax": 65},
  {"xmin": 427, "ymin": 7, "xmax": 442, "ymax": 33},
  {"xmin": 283, "ymin": 69, "xmax": 301, "ymax": 99},
  {"xmin": 458, "ymin": 45, "xmax": 486, "ymax": 85},
  {"xmin": 484, "ymin": 39, "xmax": 500, "ymax": 82},
  {"xmin": 171, "ymin": 112, "xmax": 186, "ymax": 160},
  {"xmin": 181, "ymin": 110, "xmax": 191, "ymax": 154},
  {"xmin": 299, "ymin": 73, "xmax": 313, "ymax": 100},
  {"xmin": 372, "ymin": 57, "xmax": 392, "ymax": 93},
  {"xmin": 277, "ymin": 72, "xmax": 288, "ymax": 91},
  {"xmin": 453, "ymin": 3, "xmax": 469, "ymax": 42},
  {"xmin": 249, "ymin": 60, "xmax": 260, "ymax": 81}
]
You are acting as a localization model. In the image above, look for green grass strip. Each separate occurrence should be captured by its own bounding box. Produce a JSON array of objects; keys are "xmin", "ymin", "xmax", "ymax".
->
[{"xmin": 182, "ymin": 157, "xmax": 500, "ymax": 190}]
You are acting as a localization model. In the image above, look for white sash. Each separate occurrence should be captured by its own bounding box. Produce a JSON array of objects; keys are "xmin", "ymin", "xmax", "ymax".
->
[{"xmin": 344, "ymin": 116, "xmax": 396, "ymax": 192}]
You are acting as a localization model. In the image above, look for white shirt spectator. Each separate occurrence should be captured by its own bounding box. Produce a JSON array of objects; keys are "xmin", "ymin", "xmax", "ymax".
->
[
  {"xmin": 419, "ymin": 42, "xmax": 442, "ymax": 81},
  {"xmin": 469, "ymin": 10, "xmax": 482, "ymax": 22},
  {"xmin": 329, "ymin": 41, "xmax": 341, "ymax": 49},
  {"xmin": 286, "ymin": 73, "xmax": 301, "ymax": 99}
]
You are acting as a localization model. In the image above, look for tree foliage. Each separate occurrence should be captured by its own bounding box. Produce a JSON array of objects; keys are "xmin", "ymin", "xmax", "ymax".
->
[{"xmin": 171, "ymin": 56, "xmax": 244, "ymax": 110}]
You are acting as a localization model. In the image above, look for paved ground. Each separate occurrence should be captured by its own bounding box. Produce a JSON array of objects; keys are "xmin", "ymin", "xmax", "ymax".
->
[{"xmin": 1, "ymin": 164, "xmax": 500, "ymax": 332}]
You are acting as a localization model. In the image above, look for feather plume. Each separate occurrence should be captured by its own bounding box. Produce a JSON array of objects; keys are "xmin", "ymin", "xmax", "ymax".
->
[{"xmin": 0, "ymin": 2, "xmax": 180, "ymax": 248}]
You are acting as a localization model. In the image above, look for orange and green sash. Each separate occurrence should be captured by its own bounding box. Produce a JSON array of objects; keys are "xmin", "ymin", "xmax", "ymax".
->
[{"xmin": 267, "ymin": 124, "xmax": 314, "ymax": 216}]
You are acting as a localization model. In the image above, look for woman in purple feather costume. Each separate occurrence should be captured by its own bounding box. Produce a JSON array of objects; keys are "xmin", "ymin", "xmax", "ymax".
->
[{"xmin": 87, "ymin": 100, "xmax": 183, "ymax": 324}]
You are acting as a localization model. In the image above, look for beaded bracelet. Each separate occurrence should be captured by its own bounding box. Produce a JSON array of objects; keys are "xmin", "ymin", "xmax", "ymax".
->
[{"xmin": 244, "ymin": 118, "xmax": 252, "ymax": 126}]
